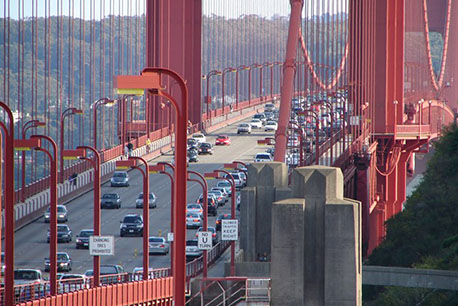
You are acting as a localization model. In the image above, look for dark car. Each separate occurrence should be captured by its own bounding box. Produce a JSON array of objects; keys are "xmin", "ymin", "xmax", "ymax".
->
[
  {"xmin": 84, "ymin": 264, "xmax": 126, "ymax": 285},
  {"xmin": 187, "ymin": 150, "xmax": 199, "ymax": 162},
  {"xmin": 187, "ymin": 138, "xmax": 199, "ymax": 150},
  {"xmin": 44, "ymin": 252, "xmax": 72, "ymax": 272},
  {"xmin": 198, "ymin": 142, "xmax": 213, "ymax": 155},
  {"xmin": 48, "ymin": 224, "xmax": 73, "ymax": 243},
  {"xmin": 215, "ymin": 214, "xmax": 232, "ymax": 231},
  {"xmin": 75, "ymin": 229, "xmax": 93, "ymax": 249},
  {"xmin": 197, "ymin": 196, "xmax": 218, "ymax": 216},
  {"xmin": 101, "ymin": 193, "xmax": 121, "ymax": 209},
  {"xmin": 110, "ymin": 171, "xmax": 129, "ymax": 187},
  {"xmin": 120, "ymin": 214, "xmax": 144, "ymax": 237},
  {"xmin": 196, "ymin": 227, "xmax": 218, "ymax": 245}
]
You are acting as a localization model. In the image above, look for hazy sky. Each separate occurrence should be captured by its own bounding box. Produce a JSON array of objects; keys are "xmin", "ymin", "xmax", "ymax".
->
[{"xmin": 0, "ymin": 1, "xmax": 346, "ymax": 20}]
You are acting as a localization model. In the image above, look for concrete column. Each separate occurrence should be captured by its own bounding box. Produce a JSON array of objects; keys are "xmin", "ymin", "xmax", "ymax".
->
[
  {"xmin": 240, "ymin": 187, "xmax": 256, "ymax": 262},
  {"xmin": 271, "ymin": 198, "xmax": 305, "ymax": 306}
]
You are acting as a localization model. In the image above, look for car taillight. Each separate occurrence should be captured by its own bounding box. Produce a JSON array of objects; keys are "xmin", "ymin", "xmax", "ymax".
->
[
  {"xmin": 212, "ymin": 233, "xmax": 216, "ymax": 237},
  {"xmin": 159, "ymin": 244, "xmax": 165, "ymax": 248},
  {"xmin": 194, "ymin": 219, "xmax": 199, "ymax": 222},
  {"xmin": 216, "ymin": 220, "xmax": 220, "ymax": 224}
]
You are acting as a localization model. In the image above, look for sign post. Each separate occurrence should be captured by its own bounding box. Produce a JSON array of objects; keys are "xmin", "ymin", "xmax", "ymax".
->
[
  {"xmin": 198, "ymin": 232, "xmax": 212, "ymax": 250},
  {"xmin": 222, "ymin": 219, "xmax": 238, "ymax": 241},
  {"xmin": 89, "ymin": 236, "xmax": 115, "ymax": 256}
]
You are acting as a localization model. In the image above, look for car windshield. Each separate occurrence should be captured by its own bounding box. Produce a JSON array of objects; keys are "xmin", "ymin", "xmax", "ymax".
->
[
  {"xmin": 79, "ymin": 230, "xmax": 93, "ymax": 237},
  {"xmin": 113, "ymin": 172, "xmax": 126, "ymax": 178},
  {"xmin": 266, "ymin": 121, "xmax": 276, "ymax": 125},
  {"xmin": 187, "ymin": 213, "xmax": 200, "ymax": 218},
  {"xmin": 57, "ymin": 206, "xmax": 66, "ymax": 212},
  {"xmin": 60, "ymin": 275, "xmax": 82, "ymax": 280},
  {"xmin": 200, "ymin": 143, "xmax": 211, "ymax": 148},
  {"xmin": 187, "ymin": 204, "xmax": 200, "ymax": 209},
  {"xmin": 217, "ymin": 214, "xmax": 230, "ymax": 220},
  {"xmin": 57, "ymin": 225, "xmax": 69, "ymax": 232},
  {"xmin": 103, "ymin": 194, "xmax": 117, "ymax": 199},
  {"xmin": 149, "ymin": 237, "xmax": 164, "ymax": 243},
  {"xmin": 123, "ymin": 216, "xmax": 141, "ymax": 223},
  {"xmin": 57, "ymin": 253, "xmax": 68, "ymax": 260},
  {"xmin": 193, "ymin": 134, "xmax": 204, "ymax": 139},
  {"xmin": 217, "ymin": 135, "xmax": 227, "ymax": 139},
  {"xmin": 14, "ymin": 270, "xmax": 40, "ymax": 280},
  {"xmin": 256, "ymin": 154, "xmax": 271, "ymax": 159},
  {"xmin": 137, "ymin": 193, "xmax": 155, "ymax": 199},
  {"xmin": 100, "ymin": 266, "xmax": 118, "ymax": 275},
  {"xmin": 198, "ymin": 227, "xmax": 215, "ymax": 233},
  {"xmin": 217, "ymin": 181, "xmax": 230, "ymax": 187},
  {"xmin": 240, "ymin": 124, "xmax": 249, "ymax": 127},
  {"xmin": 186, "ymin": 240, "xmax": 198, "ymax": 246}
]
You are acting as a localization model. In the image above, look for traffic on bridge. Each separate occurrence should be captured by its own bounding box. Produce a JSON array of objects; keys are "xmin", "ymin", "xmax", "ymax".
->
[{"xmin": 0, "ymin": 0, "xmax": 457, "ymax": 305}]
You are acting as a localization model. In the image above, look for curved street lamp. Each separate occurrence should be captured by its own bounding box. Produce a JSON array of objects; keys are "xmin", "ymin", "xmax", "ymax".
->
[
  {"xmin": 249, "ymin": 63, "xmax": 263, "ymax": 106},
  {"xmin": 91, "ymin": 98, "xmax": 115, "ymax": 151},
  {"xmin": 203, "ymin": 70, "xmax": 222, "ymax": 123},
  {"xmin": 21, "ymin": 120, "xmax": 46, "ymax": 202},
  {"xmin": 260, "ymin": 62, "xmax": 274, "ymax": 101},
  {"xmin": 222, "ymin": 67, "xmax": 237, "ymax": 114},
  {"xmin": 236, "ymin": 65, "xmax": 250, "ymax": 110},
  {"xmin": 60, "ymin": 107, "xmax": 83, "ymax": 183}
]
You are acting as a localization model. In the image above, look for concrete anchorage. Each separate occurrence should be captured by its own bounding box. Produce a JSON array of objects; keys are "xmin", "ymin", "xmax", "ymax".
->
[{"xmin": 238, "ymin": 163, "xmax": 362, "ymax": 306}]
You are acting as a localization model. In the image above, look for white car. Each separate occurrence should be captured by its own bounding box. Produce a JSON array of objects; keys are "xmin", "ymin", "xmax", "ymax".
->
[
  {"xmin": 192, "ymin": 133, "xmax": 206, "ymax": 143},
  {"xmin": 265, "ymin": 121, "xmax": 278, "ymax": 131},
  {"xmin": 264, "ymin": 103, "xmax": 275, "ymax": 112},
  {"xmin": 254, "ymin": 152, "xmax": 273, "ymax": 162},
  {"xmin": 186, "ymin": 203, "xmax": 203, "ymax": 215},
  {"xmin": 250, "ymin": 119, "xmax": 263, "ymax": 129},
  {"xmin": 237, "ymin": 123, "xmax": 252, "ymax": 134}
]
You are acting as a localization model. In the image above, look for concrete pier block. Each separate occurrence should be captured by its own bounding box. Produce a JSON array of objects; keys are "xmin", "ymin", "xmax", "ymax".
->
[
  {"xmin": 271, "ymin": 198, "xmax": 305, "ymax": 306},
  {"xmin": 240, "ymin": 187, "xmax": 257, "ymax": 261}
]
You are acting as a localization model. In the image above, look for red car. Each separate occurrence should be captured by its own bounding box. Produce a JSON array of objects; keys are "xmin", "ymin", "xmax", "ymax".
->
[{"xmin": 215, "ymin": 135, "xmax": 231, "ymax": 145}]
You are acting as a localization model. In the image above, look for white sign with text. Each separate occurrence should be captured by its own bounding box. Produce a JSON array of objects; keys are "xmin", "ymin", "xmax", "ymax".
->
[
  {"xmin": 198, "ymin": 231, "xmax": 213, "ymax": 250},
  {"xmin": 222, "ymin": 219, "xmax": 238, "ymax": 241},
  {"xmin": 89, "ymin": 236, "xmax": 114, "ymax": 256}
]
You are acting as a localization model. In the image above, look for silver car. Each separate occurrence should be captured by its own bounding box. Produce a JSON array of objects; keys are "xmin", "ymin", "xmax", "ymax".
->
[
  {"xmin": 186, "ymin": 212, "xmax": 203, "ymax": 229},
  {"xmin": 186, "ymin": 239, "xmax": 203, "ymax": 260},
  {"xmin": 237, "ymin": 123, "xmax": 252, "ymax": 134},
  {"xmin": 148, "ymin": 236, "xmax": 169, "ymax": 255},
  {"xmin": 135, "ymin": 192, "xmax": 157, "ymax": 208},
  {"xmin": 44, "ymin": 205, "xmax": 68, "ymax": 223}
]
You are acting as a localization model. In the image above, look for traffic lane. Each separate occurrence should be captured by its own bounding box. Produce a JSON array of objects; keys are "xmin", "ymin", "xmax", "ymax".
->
[{"xmin": 11, "ymin": 120, "xmax": 271, "ymax": 274}]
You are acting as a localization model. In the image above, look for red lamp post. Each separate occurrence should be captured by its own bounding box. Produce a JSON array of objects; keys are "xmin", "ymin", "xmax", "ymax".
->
[
  {"xmin": 298, "ymin": 110, "xmax": 320, "ymax": 165},
  {"xmin": 21, "ymin": 120, "xmax": 46, "ymax": 202},
  {"xmin": 114, "ymin": 67, "xmax": 188, "ymax": 305},
  {"xmin": 249, "ymin": 64, "xmax": 262, "ymax": 106},
  {"xmin": 222, "ymin": 67, "xmax": 237, "ymax": 114},
  {"xmin": 236, "ymin": 65, "xmax": 250, "ymax": 110},
  {"xmin": 288, "ymin": 122, "xmax": 305, "ymax": 166},
  {"xmin": 91, "ymin": 98, "xmax": 115, "ymax": 151},
  {"xmin": 204, "ymin": 170, "xmax": 237, "ymax": 276},
  {"xmin": 155, "ymin": 162, "xmax": 175, "ymax": 275},
  {"xmin": 1, "ymin": 101, "xmax": 16, "ymax": 306},
  {"xmin": 116, "ymin": 157, "xmax": 150, "ymax": 281},
  {"xmin": 60, "ymin": 107, "xmax": 83, "ymax": 183},
  {"xmin": 69, "ymin": 146, "xmax": 102, "ymax": 287},
  {"xmin": 260, "ymin": 63, "xmax": 274, "ymax": 101},
  {"xmin": 30, "ymin": 135, "xmax": 59, "ymax": 294},
  {"xmin": 187, "ymin": 170, "xmax": 209, "ymax": 277},
  {"xmin": 204, "ymin": 70, "xmax": 222, "ymax": 123}
]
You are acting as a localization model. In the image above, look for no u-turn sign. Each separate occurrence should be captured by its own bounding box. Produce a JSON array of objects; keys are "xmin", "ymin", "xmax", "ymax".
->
[{"xmin": 198, "ymin": 231, "xmax": 212, "ymax": 250}]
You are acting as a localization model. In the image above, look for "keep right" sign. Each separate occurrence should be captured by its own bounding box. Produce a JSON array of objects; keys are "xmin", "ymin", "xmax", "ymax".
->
[{"xmin": 222, "ymin": 219, "xmax": 238, "ymax": 241}]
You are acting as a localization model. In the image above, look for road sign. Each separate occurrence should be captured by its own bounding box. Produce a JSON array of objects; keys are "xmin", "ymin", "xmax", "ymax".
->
[
  {"xmin": 198, "ymin": 231, "xmax": 212, "ymax": 250},
  {"xmin": 222, "ymin": 219, "xmax": 238, "ymax": 241},
  {"xmin": 89, "ymin": 236, "xmax": 114, "ymax": 256},
  {"xmin": 167, "ymin": 232, "xmax": 174, "ymax": 242}
]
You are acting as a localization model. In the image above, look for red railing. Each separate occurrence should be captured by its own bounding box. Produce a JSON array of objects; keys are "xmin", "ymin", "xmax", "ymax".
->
[{"xmin": 5, "ymin": 241, "xmax": 231, "ymax": 305}]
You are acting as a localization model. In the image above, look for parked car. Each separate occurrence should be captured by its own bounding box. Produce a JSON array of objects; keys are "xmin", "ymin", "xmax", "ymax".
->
[
  {"xmin": 196, "ymin": 227, "xmax": 218, "ymax": 245},
  {"xmin": 75, "ymin": 229, "xmax": 93, "ymax": 249},
  {"xmin": 110, "ymin": 171, "xmax": 129, "ymax": 187},
  {"xmin": 48, "ymin": 224, "xmax": 73, "ymax": 243},
  {"xmin": 120, "ymin": 214, "xmax": 144, "ymax": 237},
  {"xmin": 186, "ymin": 203, "xmax": 203, "ymax": 215},
  {"xmin": 215, "ymin": 214, "xmax": 232, "ymax": 231},
  {"xmin": 44, "ymin": 252, "xmax": 72, "ymax": 272},
  {"xmin": 135, "ymin": 192, "xmax": 157, "ymax": 208},
  {"xmin": 187, "ymin": 150, "xmax": 199, "ymax": 162},
  {"xmin": 265, "ymin": 121, "xmax": 278, "ymax": 131},
  {"xmin": 254, "ymin": 152, "xmax": 273, "ymax": 162},
  {"xmin": 148, "ymin": 236, "xmax": 169, "ymax": 255},
  {"xmin": 191, "ymin": 133, "xmax": 206, "ymax": 143},
  {"xmin": 198, "ymin": 142, "xmax": 213, "ymax": 155},
  {"xmin": 101, "ymin": 193, "xmax": 121, "ymax": 209},
  {"xmin": 215, "ymin": 135, "xmax": 231, "ymax": 145},
  {"xmin": 185, "ymin": 239, "xmax": 202, "ymax": 260},
  {"xmin": 250, "ymin": 119, "xmax": 263, "ymax": 129},
  {"xmin": 186, "ymin": 212, "xmax": 203, "ymax": 229},
  {"xmin": 44, "ymin": 205, "xmax": 68, "ymax": 223},
  {"xmin": 237, "ymin": 123, "xmax": 252, "ymax": 134}
]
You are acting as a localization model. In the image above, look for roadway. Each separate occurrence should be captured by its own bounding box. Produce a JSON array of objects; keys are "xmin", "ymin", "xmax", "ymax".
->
[{"xmin": 9, "ymin": 119, "xmax": 274, "ymax": 275}]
